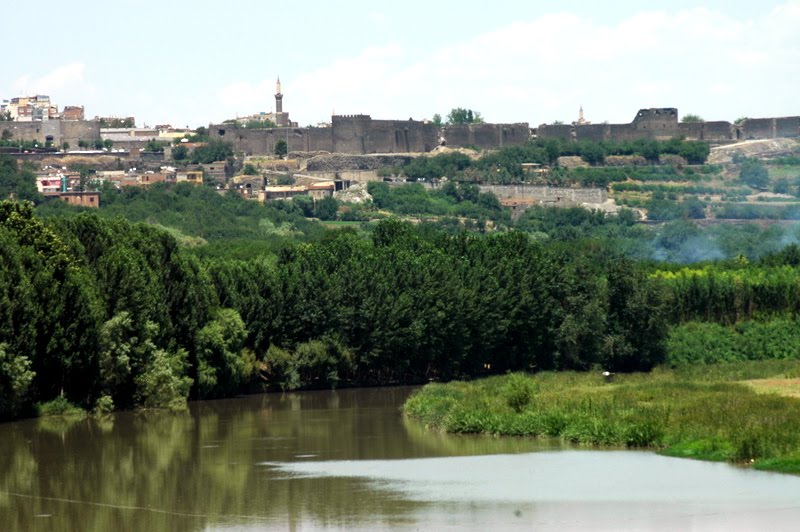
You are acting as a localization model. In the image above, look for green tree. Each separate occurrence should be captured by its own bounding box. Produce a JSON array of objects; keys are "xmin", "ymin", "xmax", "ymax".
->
[
  {"xmin": 103, "ymin": 139, "xmax": 113, "ymax": 150},
  {"xmin": 431, "ymin": 114, "xmax": 443, "ymax": 128},
  {"xmin": 145, "ymin": 140, "xmax": 168, "ymax": 152},
  {"xmin": 1, "ymin": 129, "xmax": 12, "ymax": 141},
  {"xmin": 446, "ymin": 108, "xmax": 484, "ymax": 125},
  {"xmin": 275, "ymin": 139, "xmax": 288, "ymax": 158},
  {"xmin": 681, "ymin": 114, "xmax": 703, "ymax": 123},
  {"xmin": 773, "ymin": 178, "xmax": 790, "ymax": 195},
  {"xmin": 196, "ymin": 308, "xmax": 247, "ymax": 398},
  {"xmin": 243, "ymin": 163, "xmax": 259, "ymax": 175},
  {"xmin": 61, "ymin": 141, "xmax": 70, "ymax": 151},
  {"xmin": 0, "ymin": 155, "xmax": 40, "ymax": 201},
  {"xmin": 313, "ymin": 196, "xmax": 338, "ymax": 221},
  {"xmin": 172, "ymin": 145, "xmax": 188, "ymax": 161},
  {"xmin": 739, "ymin": 158, "xmax": 769, "ymax": 189},
  {"xmin": 0, "ymin": 343, "xmax": 35, "ymax": 419},
  {"xmin": 191, "ymin": 140, "xmax": 233, "ymax": 164}
]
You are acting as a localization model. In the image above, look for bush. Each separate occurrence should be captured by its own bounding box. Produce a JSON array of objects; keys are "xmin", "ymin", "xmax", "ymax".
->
[
  {"xmin": 134, "ymin": 349, "xmax": 192, "ymax": 410},
  {"xmin": 503, "ymin": 373, "xmax": 536, "ymax": 413},
  {"xmin": 36, "ymin": 396, "xmax": 86, "ymax": 417}
]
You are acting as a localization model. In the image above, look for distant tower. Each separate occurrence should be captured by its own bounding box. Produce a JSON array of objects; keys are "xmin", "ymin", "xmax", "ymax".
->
[
  {"xmin": 275, "ymin": 77, "xmax": 283, "ymax": 114},
  {"xmin": 575, "ymin": 105, "xmax": 591, "ymax": 126}
]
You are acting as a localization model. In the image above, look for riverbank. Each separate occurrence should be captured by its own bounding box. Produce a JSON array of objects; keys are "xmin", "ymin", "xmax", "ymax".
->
[{"xmin": 403, "ymin": 360, "xmax": 800, "ymax": 474}]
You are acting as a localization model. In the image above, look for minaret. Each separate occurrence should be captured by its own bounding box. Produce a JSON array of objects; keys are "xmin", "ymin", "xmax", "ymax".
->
[
  {"xmin": 579, "ymin": 105, "xmax": 585, "ymax": 124},
  {"xmin": 275, "ymin": 77, "xmax": 283, "ymax": 114}
]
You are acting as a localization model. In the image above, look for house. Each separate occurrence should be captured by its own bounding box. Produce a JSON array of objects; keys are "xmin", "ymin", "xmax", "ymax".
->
[
  {"xmin": 139, "ymin": 172, "xmax": 166, "ymax": 186},
  {"xmin": 176, "ymin": 170, "xmax": 203, "ymax": 185},
  {"xmin": 307, "ymin": 181, "xmax": 335, "ymax": 199},
  {"xmin": 264, "ymin": 185, "xmax": 308, "ymax": 200},
  {"xmin": 62, "ymin": 106, "xmax": 85, "ymax": 121},
  {"xmin": 58, "ymin": 191, "xmax": 100, "ymax": 208},
  {"xmin": 202, "ymin": 161, "xmax": 227, "ymax": 184},
  {"xmin": 36, "ymin": 175, "xmax": 64, "ymax": 194}
]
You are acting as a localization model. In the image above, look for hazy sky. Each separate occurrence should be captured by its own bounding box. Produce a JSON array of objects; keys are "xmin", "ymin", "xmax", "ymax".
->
[{"xmin": 2, "ymin": 0, "xmax": 797, "ymax": 128}]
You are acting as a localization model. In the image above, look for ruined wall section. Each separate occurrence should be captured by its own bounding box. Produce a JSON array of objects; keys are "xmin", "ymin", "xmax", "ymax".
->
[{"xmin": 630, "ymin": 108, "xmax": 680, "ymax": 139}]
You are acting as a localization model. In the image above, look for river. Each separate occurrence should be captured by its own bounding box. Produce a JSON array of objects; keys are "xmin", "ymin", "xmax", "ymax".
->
[{"xmin": 1, "ymin": 387, "xmax": 799, "ymax": 531}]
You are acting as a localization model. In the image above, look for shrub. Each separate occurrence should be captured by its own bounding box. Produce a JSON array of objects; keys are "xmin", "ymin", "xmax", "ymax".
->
[
  {"xmin": 503, "ymin": 373, "xmax": 537, "ymax": 413},
  {"xmin": 36, "ymin": 396, "xmax": 86, "ymax": 417}
]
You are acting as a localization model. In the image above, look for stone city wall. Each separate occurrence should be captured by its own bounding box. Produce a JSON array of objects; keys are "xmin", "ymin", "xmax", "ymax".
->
[{"xmin": 0, "ymin": 120, "xmax": 101, "ymax": 146}]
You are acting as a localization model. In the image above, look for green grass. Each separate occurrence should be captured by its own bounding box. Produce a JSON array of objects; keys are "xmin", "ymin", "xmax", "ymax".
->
[
  {"xmin": 403, "ymin": 361, "xmax": 800, "ymax": 474},
  {"xmin": 768, "ymin": 166, "xmax": 800, "ymax": 179}
]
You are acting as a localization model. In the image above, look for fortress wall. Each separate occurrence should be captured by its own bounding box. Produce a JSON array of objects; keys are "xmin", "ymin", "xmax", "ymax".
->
[
  {"xmin": 535, "ymin": 124, "xmax": 572, "ymax": 140},
  {"xmin": 743, "ymin": 118, "xmax": 774, "ymax": 139},
  {"xmin": 331, "ymin": 115, "xmax": 370, "ymax": 153},
  {"xmin": 677, "ymin": 122, "xmax": 704, "ymax": 140},
  {"xmin": 1, "ymin": 121, "xmax": 61, "ymax": 144},
  {"xmin": 702, "ymin": 121, "xmax": 733, "ymax": 141},
  {"xmin": 574, "ymin": 124, "xmax": 608, "ymax": 142},
  {"xmin": 497, "ymin": 123, "xmax": 530, "ymax": 147},
  {"xmin": 441, "ymin": 124, "xmax": 472, "ymax": 146},
  {"xmin": 365, "ymin": 120, "xmax": 399, "ymax": 152},
  {"xmin": 444, "ymin": 124, "xmax": 529, "ymax": 149},
  {"xmin": 0, "ymin": 120, "xmax": 100, "ymax": 146},
  {"xmin": 305, "ymin": 127, "xmax": 334, "ymax": 152},
  {"xmin": 631, "ymin": 108, "xmax": 678, "ymax": 130},
  {"xmin": 397, "ymin": 121, "xmax": 438, "ymax": 152},
  {"xmin": 60, "ymin": 121, "xmax": 102, "ymax": 146},
  {"xmin": 776, "ymin": 117, "xmax": 800, "ymax": 138},
  {"xmin": 216, "ymin": 127, "xmax": 336, "ymax": 155},
  {"xmin": 471, "ymin": 125, "xmax": 501, "ymax": 148},
  {"xmin": 607, "ymin": 124, "xmax": 641, "ymax": 141},
  {"xmin": 209, "ymin": 110, "xmax": 796, "ymax": 157}
]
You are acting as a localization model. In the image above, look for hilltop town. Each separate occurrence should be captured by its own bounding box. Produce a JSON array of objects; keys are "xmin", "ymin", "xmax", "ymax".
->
[{"xmin": 2, "ymin": 79, "xmax": 800, "ymax": 222}]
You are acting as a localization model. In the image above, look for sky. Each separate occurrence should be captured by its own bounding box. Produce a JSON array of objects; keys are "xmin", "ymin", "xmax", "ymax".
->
[{"xmin": 2, "ymin": 0, "xmax": 798, "ymax": 129}]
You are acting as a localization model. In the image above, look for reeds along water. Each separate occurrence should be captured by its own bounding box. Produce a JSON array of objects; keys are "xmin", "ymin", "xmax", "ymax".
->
[{"xmin": 404, "ymin": 362, "xmax": 800, "ymax": 473}]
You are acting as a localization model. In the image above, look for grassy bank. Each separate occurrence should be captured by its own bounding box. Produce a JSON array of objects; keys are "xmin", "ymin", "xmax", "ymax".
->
[{"xmin": 403, "ymin": 361, "xmax": 800, "ymax": 474}]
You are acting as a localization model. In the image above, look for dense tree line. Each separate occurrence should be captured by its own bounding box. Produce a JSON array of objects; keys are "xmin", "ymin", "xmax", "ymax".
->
[{"xmin": 0, "ymin": 204, "xmax": 670, "ymax": 418}]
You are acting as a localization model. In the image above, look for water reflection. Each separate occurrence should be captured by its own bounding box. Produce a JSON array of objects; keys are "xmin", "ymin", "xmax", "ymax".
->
[{"xmin": 0, "ymin": 387, "xmax": 798, "ymax": 531}]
